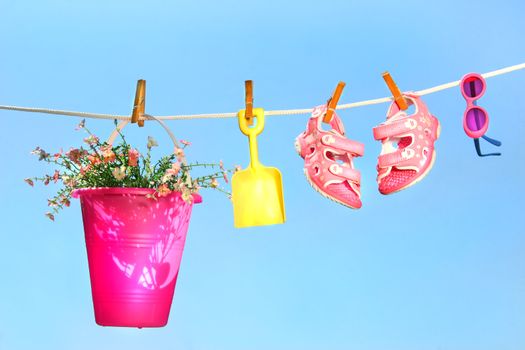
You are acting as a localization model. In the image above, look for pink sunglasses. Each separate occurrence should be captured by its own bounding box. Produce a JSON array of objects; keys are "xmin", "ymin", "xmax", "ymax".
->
[{"xmin": 460, "ymin": 73, "xmax": 501, "ymax": 157}]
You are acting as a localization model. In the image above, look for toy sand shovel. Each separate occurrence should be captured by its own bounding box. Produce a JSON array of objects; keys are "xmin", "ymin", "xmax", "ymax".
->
[{"xmin": 231, "ymin": 91, "xmax": 286, "ymax": 228}]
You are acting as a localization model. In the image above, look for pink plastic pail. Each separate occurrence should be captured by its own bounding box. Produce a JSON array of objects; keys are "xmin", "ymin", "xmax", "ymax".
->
[{"xmin": 72, "ymin": 187, "xmax": 201, "ymax": 328}]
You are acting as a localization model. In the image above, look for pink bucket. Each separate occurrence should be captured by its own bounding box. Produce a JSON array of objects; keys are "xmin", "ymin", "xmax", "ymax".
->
[{"xmin": 72, "ymin": 187, "xmax": 202, "ymax": 328}]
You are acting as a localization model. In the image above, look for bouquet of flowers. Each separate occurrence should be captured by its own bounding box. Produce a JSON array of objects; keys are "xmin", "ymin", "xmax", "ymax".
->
[{"xmin": 25, "ymin": 119, "xmax": 234, "ymax": 220}]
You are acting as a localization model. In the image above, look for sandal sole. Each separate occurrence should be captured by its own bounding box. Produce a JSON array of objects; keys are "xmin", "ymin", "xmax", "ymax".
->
[{"xmin": 302, "ymin": 168, "xmax": 361, "ymax": 209}]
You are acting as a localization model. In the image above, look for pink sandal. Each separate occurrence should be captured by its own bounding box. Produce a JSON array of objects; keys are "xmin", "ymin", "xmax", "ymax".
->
[
  {"xmin": 295, "ymin": 105, "xmax": 364, "ymax": 209},
  {"xmin": 373, "ymin": 92, "xmax": 440, "ymax": 195}
]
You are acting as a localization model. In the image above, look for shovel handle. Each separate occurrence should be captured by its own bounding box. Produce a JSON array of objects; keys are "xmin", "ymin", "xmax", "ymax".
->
[
  {"xmin": 237, "ymin": 108, "xmax": 265, "ymax": 137},
  {"xmin": 237, "ymin": 108, "xmax": 265, "ymax": 168}
]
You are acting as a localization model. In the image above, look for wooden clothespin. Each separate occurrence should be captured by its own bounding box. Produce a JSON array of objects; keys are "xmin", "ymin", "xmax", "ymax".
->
[
  {"xmin": 382, "ymin": 72, "xmax": 408, "ymax": 110},
  {"xmin": 131, "ymin": 79, "xmax": 146, "ymax": 127},
  {"xmin": 323, "ymin": 81, "xmax": 346, "ymax": 123},
  {"xmin": 245, "ymin": 80, "xmax": 254, "ymax": 126}
]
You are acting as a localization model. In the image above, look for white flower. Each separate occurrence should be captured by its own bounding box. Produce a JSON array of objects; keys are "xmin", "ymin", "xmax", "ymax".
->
[
  {"xmin": 147, "ymin": 136, "xmax": 158, "ymax": 149},
  {"xmin": 161, "ymin": 173, "xmax": 172, "ymax": 183},
  {"xmin": 112, "ymin": 166, "xmax": 127, "ymax": 180}
]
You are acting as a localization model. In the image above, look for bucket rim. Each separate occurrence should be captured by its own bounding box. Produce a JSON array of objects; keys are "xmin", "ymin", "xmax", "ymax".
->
[{"xmin": 71, "ymin": 187, "xmax": 202, "ymax": 203}]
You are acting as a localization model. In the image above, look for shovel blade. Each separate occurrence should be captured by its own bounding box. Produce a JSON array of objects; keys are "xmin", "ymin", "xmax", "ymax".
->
[{"xmin": 231, "ymin": 167, "xmax": 285, "ymax": 228}]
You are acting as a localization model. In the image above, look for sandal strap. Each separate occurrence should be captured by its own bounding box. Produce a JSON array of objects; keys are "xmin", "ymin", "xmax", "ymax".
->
[
  {"xmin": 378, "ymin": 148, "xmax": 416, "ymax": 168},
  {"xmin": 373, "ymin": 117, "xmax": 417, "ymax": 140},
  {"xmin": 321, "ymin": 133, "xmax": 364, "ymax": 156},
  {"xmin": 327, "ymin": 164, "xmax": 361, "ymax": 183}
]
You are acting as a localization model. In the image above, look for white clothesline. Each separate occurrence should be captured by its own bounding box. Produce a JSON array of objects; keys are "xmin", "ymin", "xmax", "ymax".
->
[{"xmin": 1, "ymin": 62, "xmax": 524, "ymax": 121}]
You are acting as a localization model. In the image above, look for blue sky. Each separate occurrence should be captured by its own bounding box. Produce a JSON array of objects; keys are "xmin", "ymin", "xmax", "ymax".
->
[{"xmin": 1, "ymin": 1, "xmax": 524, "ymax": 349}]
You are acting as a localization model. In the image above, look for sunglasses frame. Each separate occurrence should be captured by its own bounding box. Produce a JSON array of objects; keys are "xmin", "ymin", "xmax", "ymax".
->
[
  {"xmin": 460, "ymin": 72, "xmax": 501, "ymax": 157},
  {"xmin": 461, "ymin": 73, "xmax": 489, "ymax": 139}
]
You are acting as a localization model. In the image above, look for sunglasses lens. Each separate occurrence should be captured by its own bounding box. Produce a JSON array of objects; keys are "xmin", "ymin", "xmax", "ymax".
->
[
  {"xmin": 462, "ymin": 76, "xmax": 484, "ymax": 98},
  {"xmin": 465, "ymin": 107, "xmax": 487, "ymax": 131}
]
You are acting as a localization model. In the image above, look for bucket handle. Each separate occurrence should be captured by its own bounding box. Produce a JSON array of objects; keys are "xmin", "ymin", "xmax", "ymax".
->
[{"xmin": 106, "ymin": 115, "xmax": 191, "ymax": 181}]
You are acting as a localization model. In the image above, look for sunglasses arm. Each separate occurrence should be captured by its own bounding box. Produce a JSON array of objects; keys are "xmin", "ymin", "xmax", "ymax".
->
[
  {"xmin": 474, "ymin": 138, "xmax": 501, "ymax": 157},
  {"xmin": 481, "ymin": 134, "xmax": 502, "ymax": 147}
]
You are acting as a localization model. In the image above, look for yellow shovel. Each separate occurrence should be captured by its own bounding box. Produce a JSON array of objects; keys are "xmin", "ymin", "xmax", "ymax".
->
[{"xmin": 232, "ymin": 83, "xmax": 285, "ymax": 228}]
